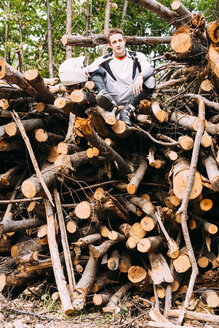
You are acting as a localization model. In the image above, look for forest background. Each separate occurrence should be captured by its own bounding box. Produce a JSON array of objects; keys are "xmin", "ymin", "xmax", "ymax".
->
[{"xmin": 0, "ymin": 0, "xmax": 218, "ymax": 79}]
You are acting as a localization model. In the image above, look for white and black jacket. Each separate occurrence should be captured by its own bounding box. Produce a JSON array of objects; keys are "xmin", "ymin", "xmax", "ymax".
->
[{"xmin": 87, "ymin": 50, "xmax": 155, "ymax": 106}]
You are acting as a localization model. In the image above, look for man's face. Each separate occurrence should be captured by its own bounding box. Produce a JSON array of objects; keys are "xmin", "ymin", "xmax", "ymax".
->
[{"xmin": 108, "ymin": 33, "xmax": 126, "ymax": 57}]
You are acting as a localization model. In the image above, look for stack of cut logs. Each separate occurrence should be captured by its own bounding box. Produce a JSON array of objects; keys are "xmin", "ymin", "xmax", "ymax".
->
[{"xmin": 0, "ymin": 3, "xmax": 219, "ymax": 326}]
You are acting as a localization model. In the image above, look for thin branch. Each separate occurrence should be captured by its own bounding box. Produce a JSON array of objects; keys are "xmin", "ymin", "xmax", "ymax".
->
[
  {"xmin": 176, "ymin": 98, "xmax": 205, "ymax": 325},
  {"xmin": 11, "ymin": 110, "xmax": 54, "ymax": 206}
]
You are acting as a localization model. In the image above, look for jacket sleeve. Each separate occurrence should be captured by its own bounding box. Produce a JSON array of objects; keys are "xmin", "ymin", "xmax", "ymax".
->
[
  {"xmin": 136, "ymin": 52, "xmax": 154, "ymax": 79},
  {"xmin": 86, "ymin": 56, "xmax": 105, "ymax": 74}
]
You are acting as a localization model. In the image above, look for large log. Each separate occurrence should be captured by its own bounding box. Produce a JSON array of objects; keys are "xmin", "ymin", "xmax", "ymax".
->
[
  {"xmin": 61, "ymin": 34, "xmax": 172, "ymax": 47},
  {"xmin": 0, "ymin": 59, "xmax": 39, "ymax": 98},
  {"xmin": 129, "ymin": 0, "xmax": 180, "ymax": 27},
  {"xmin": 24, "ymin": 69, "xmax": 56, "ymax": 104}
]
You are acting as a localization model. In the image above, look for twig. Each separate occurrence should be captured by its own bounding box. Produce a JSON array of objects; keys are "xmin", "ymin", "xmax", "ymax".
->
[
  {"xmin": 11, "ymin": 110, "xmax": 54, "ymax": 206},
  {"xmin": 176, "ymin": 98, "xmax": 205, "ymax": 325},
  {"xmin": 9, "ymin": 308, "xmax": 66, "ymax": 321},
  {"xmin": 133, "ymin": 125, "xmax": 179, "ymax": 146},
  {"xmin": 0, "ymin": 197, "xmax": 43, "ymax": 204}
]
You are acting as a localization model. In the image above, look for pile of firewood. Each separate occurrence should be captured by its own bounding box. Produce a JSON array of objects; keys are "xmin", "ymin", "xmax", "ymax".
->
[{"xmin": 0, "ymin": 4, "xmax": 219, "ymax": 327}]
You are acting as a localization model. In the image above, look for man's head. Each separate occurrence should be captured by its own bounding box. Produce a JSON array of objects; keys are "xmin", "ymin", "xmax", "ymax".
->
[{"xmin": 107, "ymin": 28, "xmax": 126, "ymax": 57}]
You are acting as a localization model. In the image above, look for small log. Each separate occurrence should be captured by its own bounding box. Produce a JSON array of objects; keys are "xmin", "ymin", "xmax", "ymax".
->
[
  {"xmin": 93, "ymin": 293, "xmax": 110, "ymax": 306},
  {"xmin": 172, "ymin": 249, "xmax": 191, "ymax": 273},
  {"xmin": 201, "ymin": 289, "xmax": 219, "ymax": 308},
  {"xmin": 199, "ymin": 198, "xmax": 213, "ymax": 212},
  {"xmin": 66, "ymin": 220, "xmax": 77, "ymax": 234},
  {"xmin": 36, "ymin": 102, "xmax": 64, "ymax": 115},
  {"xmin": 95, "ymin": 105, "xmax": 117, "ymax": 125},
  {"xmin": 47, "ymin": 146, "xmax": 59, "ymax": 163},
  {"xmin": 137, "ymin": 236, "xmax": 162, "ymax": 253},
  {"xmin": 112, "ymin": 120, "xmax": 131, "ymax": 138},
  {"xmin": 119, "ymin": 223, "xmax": 131, "ymax": 238},
  {"xmin": 164, "ymin": 149, "xmax": 178, "ymax": 161},
  {"xmin": 119, "ymin": 251, "xmax": 132, "ymax": 273},
  {"xmin": 129, "ymin": 222, "xmax": 147, "ymax": 239},
  {"xmin": 127, "ymin": 159, "xmax": 148, "ymax": 194},
  {"xmin": 89, "ymin": 238, "xmax": 125, "ymax": 260},
  {"xmin": 203, "ymin": 154, "xmax": 219, "ymax": 190},
  {"xmin": 107, "ymin": 249, "xmax": 120, "ymax": 271},
  {"xmin": 170, "ymin": 111, "xmax": 219, "ymax": 135},
  {"xmin": 54, "ymin": 97, "xmax": 81, "ymax": 116},
  {"xmin": 24, "ymin": 68, "xmax": 56, "ymax": 104},
  {"xmin": 148, "ymin": 253, "xmax": 174, "ymax": 284},
  {"xmin": 35, "ymin": 129, "xmax": 64, "ymax": 144},
  {"xmin": 48, "ymin": 83, "xmax": 66, "ymax": 94},
  {"xmin": 148, "ymin": 146, "xmax": 164, "ymax": 169},
  {"xmin": 70, "ymin": 89, "xmax": 95, "ymax": 105},
  {"xmin": 57, "ymin": 141, "xmax": 80, "ymax": 155},
  {"xmin": 74, "ymin": 233, "xmax": 102, "ymax": 247},
  {"xmin": 172, "ymin": 157, "xmax": 203, "ymax": 200},
  {"xmin": 130, "ymin": 196, "xmax": 154, "ymax": 215},
  {"xmin": 128, "ymin": 265, "xmax": 147, "ymax": 284},
  {"xmin": 75, "ymin": 201, "xmax": 91, "ymax": 219},
  {"xmin": 0, "ymin": 218, "xmax": 43, "ymax": 234},
  {"xmin": 140, "ymin": 215, "xmax": 157, "ymax": 232},
  {"xmin": 72, "ymin": 256, "xmax": 98, "ymax": 311},
  {"xmin": 11, "ymin": 238, "xmax": 44, "ymax": 258},
  {"xmin": 5, "ymin": 117, "xmax": 47, "ymax": 138},
  {"xmin": 200, "ymin": 79, "xmax": 214, "ymax": 92},
  {"xmin": 200, "ymin": 131, "xmax": 212, "ymax": 148},
  {"xmin": 86, "ymin": 147, "xmax": 100, "ymax": 158},
  {"xmin": 178, "ymin": 135, "xmax": 194, "ymax": 151},
  {"xmin": 102, "ymin": 282, "xmax": 132, "ymax": 313},
  {"xmin": 126, "ymin": 235, "xmax": 141, "ymax": 250},
  {"xmin": 151, "ymin": 101, "xmax": 168, "ymax": 123},
  {"xmin": 21, "ymin": 165, "xmax": 58, "ymax": 198},
  {"xmin": 194, "ymin": 215, "xmax": 218, "ymax": 235}
]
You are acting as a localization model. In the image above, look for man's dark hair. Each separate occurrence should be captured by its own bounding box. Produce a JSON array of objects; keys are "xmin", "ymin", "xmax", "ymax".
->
[{"xmin": 107, "ymin": 28, "xmax": 124, "ymax": 43}]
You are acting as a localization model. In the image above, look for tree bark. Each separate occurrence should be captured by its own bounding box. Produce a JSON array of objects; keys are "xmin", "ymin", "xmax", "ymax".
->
[
  {"xmin": 62, "ymin": 34, "xmax": 171, "ymax": 47},
  {"xmin": 46, "ymin": 0, "xmax": 54, "ymax": 78}
]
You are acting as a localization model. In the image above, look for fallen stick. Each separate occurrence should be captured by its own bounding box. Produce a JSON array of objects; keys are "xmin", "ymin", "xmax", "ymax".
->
[
  {"xmin": 44, "ymin": 199, "xmax": 73, "ymax": 315},
  {"xmin": 176, "ymin": 98, "xmax": 205, "ymax": 324},
  {"xmin": 53, "ymin": 187, "xmax": 76, "ymax": 293},
  {"xmin": 11, "ymin": 111, "xmax": 54, "ymax": 206},
  {"xmin": 167, "ymin": 309, "xmax": 219, "ymax": 323}
]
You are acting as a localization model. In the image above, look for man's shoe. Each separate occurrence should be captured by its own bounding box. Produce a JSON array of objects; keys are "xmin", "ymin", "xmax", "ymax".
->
[
  {"xmin": 96, "ymin": 90, "xmax": 116, "ymax": 112},
  {"xmin": 119, "ymin": 104, "xmax": 135, "ymax": 126}
]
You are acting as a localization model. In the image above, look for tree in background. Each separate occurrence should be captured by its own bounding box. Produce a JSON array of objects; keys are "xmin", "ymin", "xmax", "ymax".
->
[{"xmin": 0, "ymin": 0, "xmax": 217, "ymax": 77}]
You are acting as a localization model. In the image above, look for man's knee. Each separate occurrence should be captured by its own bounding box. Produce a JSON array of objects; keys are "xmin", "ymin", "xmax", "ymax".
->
[{"xmin": 89, "ymin": 66, "xmax": 105, "ymax": 80}]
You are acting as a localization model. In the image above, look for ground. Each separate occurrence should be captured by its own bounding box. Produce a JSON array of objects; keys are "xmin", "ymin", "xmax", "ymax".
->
[{"xmin": 0, "ymin": 293, "xmax": 218, "ymax": 328}]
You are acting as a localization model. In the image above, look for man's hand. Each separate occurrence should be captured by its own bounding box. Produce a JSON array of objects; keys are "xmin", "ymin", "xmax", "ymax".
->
[{"xmin": 133, "ymin": 74, "xmax": 144, "ymax": 95}]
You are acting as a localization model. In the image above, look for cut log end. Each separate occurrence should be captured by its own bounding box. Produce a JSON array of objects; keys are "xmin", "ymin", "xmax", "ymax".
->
[
  {"xmin": 75, "ymin": 201, "xmax": 91, "ymax": 219},
  {"xmin": 128, "ymin": 266, "xmax": 147, "ymax": 283},
  {"xmin": 21, "ymin": 180, "xmax": 37, "ymax": 198}
]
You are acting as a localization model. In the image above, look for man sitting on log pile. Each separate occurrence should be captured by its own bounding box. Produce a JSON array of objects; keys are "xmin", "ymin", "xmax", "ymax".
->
[{"xmin": 87, "ymin": 28, "xmax": 156, "ymax": 126}]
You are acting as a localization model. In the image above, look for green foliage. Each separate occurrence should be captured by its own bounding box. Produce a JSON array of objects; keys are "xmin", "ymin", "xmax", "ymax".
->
[{"xmin": 0, "ymin": 0, "xmax": 218, "ymax": 76}]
